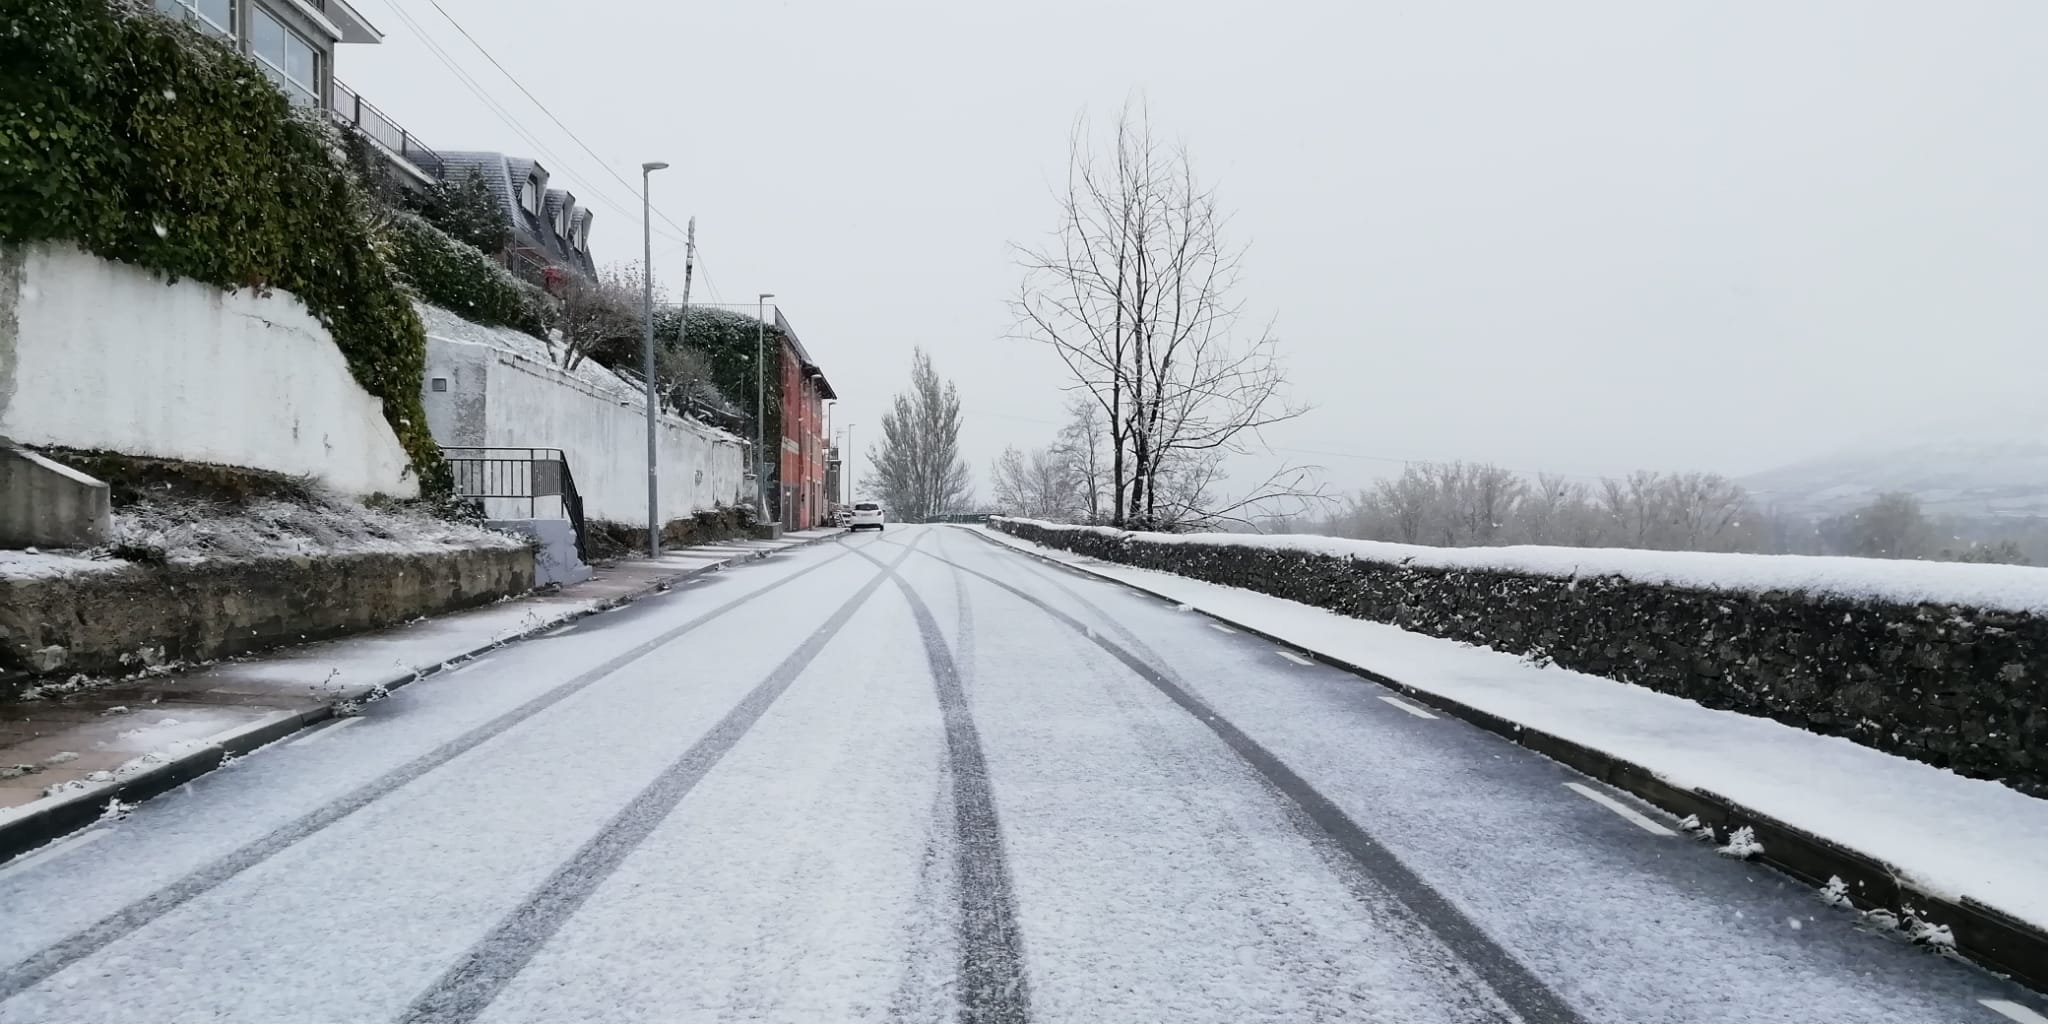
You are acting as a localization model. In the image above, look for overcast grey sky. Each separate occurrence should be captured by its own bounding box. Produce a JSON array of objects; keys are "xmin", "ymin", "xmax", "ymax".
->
[{"xmin": 346, "ymin": 0, "xmax": 2048, "ymax": 497}]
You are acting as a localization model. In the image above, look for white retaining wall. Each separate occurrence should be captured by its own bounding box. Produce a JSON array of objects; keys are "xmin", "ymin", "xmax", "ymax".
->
[
  {"xmin": 422, "ymin": 335, "xmax": 746, "ymax": 526},
  {"xmin": 0, "ymin": 243, "xmax": 417, "ymax": 497}
]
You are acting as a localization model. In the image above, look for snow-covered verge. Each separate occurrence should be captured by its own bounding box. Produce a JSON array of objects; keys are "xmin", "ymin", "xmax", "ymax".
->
[
  {"xmin": 976, "ymin": 525, "xmax": 2048, "ymax": 936},
  {"xmin": 109, "ymin": 495, "xmax": 521, "ymax": 564},
  {"xmin": 0, "ymin": 494, "xmax": 520, "ymax": 581},
  {"xmin": 993, "ymin": 518, "xmax": 2048, "ymax": 614}
]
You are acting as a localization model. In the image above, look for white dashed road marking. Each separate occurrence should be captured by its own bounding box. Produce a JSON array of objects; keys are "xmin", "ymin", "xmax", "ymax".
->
[
  {"xmin": 1563, "ymin": 782, "xmax": 1678, "ymax": 837},
  {"xmin": 1983, "ymin": 999, "xmax": 2048, "ymax": 1024},
  {"xmin": 1276, "ymin": 650, "xmax": 1314, "ymax": 666},
  {"xmin": 1377, "ymin": 695, "xmax": 1439, "ymax": 719}
]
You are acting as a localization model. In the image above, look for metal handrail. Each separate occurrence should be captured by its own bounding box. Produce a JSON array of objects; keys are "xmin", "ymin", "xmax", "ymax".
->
[
  {"xmin": 330, "ymin": 80, "xmax": 442, "ymax": 178},
  {"xmin": 441, "ymin": 447, "xmax": 589, "ymax": 563}
]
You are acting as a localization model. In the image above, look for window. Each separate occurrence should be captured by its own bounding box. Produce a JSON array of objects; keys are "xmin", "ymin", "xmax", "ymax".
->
[
  {"xmin": 248, "ymin": 6, "xmax": 319, "ymax": 107},
  {"xmin": 155, "ymin": 0, "xmax": 232, "ymax": 36},
  {"xmin": 520, "ymin": 176, "xmax": 542, "ymax": 218}
]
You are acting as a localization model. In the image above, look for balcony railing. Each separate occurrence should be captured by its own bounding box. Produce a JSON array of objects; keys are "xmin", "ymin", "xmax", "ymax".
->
[{"xmin": 330, "ymin": 80, "xmax": 441, "ymax": 179}]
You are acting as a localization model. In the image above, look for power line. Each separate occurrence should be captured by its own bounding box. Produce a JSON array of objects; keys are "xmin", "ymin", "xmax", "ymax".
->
[
  {"xmin": 419, "ymin": 0, "xmax": 693, "ymax": 241},
  {"xmin": 367, "ymin": 0, "xmax": 681, "ymax": 244}
]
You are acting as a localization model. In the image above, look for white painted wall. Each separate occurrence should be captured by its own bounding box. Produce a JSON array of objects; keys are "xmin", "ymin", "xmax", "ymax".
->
[
  {"xmin": 0, "ymin": 243, "xmax": 418, "ymax": 497},
  {"xmin": 421, "ymin": 335, "xmax": 747, "ymax": 526}
]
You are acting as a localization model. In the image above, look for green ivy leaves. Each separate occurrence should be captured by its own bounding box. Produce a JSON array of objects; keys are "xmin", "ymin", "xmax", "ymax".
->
[{"xmin": 0, "ymin": 0, "xmax": 446, "ymax": 494}]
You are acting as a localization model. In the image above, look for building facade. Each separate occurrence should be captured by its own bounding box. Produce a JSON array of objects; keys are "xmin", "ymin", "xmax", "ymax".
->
[
  {"xmin": 153, "ymin": 0, "xmax": 440, "ymax": 185},
  {"xmin": 773, "ymin": 310, "xmax": 835, "ymax": 531}
]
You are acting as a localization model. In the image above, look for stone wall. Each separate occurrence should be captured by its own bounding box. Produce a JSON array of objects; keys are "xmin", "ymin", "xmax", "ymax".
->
[
  {"xmin": 0, "ymin": 546, "xmax": 533, "ymax": 685},
  {"xmin": 992, "ymin": 519, "xmax": 2048, "ymax": 797}
]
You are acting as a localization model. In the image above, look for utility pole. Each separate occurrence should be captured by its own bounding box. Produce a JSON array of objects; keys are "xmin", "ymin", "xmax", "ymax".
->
[
  {"xmin": 674, "ymin": 218, "xmax": 696, "ymax": 414},
  {"xmin": 639, "ymin": 161, "xmax": 669, "ymax": 558}
]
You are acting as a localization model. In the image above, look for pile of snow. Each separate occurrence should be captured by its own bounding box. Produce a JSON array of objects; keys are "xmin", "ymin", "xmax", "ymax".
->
[
  {"xmin": 108, "ymin": 494, "xmax": 522, "ymax": 564},
  {"xmin": 997, "ymin": 518, "xmax": 2048, "ymax": 615}
]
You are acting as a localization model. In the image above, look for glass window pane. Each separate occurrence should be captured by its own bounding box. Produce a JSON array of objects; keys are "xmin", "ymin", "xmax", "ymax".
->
[
  {"xmin": 284, "ymin": 34, "xmax": 315, "ymax": 89},
  {"xmin": 250, "ymin": 7, "xmax": 283, "ymax": 64},
  {"xmin": 198, "ymin": 0, "xmax": 230, "ymax": 31}
]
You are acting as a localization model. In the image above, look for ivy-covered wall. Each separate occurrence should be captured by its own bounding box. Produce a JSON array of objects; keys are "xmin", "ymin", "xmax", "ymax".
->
[
  {"xmin": 653, "ymin": 307, "xmax": 786, "ymax": 456},
  {"xmin": 992, "ymin": 519, "xmax": 2048, "ymax": 798},
  {"xmin": 0, "ymin": 0, "xmax": 445, "ymax": 491},
  {"xmin": 384, "ymin": 212, "xmax": 554, "ymax": 339}
]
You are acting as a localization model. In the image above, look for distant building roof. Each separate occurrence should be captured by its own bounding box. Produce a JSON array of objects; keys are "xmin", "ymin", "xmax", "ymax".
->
[{"xmin": 437, "ymin": 150, "xmax": 597, "ymax": 278}]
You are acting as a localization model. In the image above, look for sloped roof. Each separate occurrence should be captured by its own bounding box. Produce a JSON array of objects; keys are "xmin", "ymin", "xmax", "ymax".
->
[{"xmin": 434, "ymin": 151, "xmax": 595, "ymax": 278}]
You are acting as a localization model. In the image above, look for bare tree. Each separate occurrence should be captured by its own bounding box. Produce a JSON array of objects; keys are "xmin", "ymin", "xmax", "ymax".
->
[
  {"xmin": 991, "ymin": 445, "xmax": 1082, "ymax": 520},
  {"xmin": 1053, "ymin": 395, "xmax": 1108, "ymax": 523},
  {"xmin": 557, "ymin": 264, "xmax": 646, "ymax": 373},
  {"xmin": 1658, "ymin": 472, "xmax": 1755, "ymax": 551},
  {"xmin": 1016, "ymin": 103, "xmax": 1311, "ymax": 529},
  {"xmin": 1821, "ymin": 491, "xmax": 1935, "ymax": 559},
  {"xmin": 866, "ymin": 348, "xmax": 974, "ymax": 522}
]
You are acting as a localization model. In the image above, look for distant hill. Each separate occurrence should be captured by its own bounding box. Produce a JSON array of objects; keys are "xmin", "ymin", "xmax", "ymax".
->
[{"xmin": 1743, "ymin": 439, "xmax": 2048, "ymax": 519}]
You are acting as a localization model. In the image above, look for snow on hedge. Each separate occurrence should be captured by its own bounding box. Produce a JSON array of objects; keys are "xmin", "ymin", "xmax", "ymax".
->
[{"xmin": 994, "ymin": 518, "xmax": 2048, "ymax": 614}]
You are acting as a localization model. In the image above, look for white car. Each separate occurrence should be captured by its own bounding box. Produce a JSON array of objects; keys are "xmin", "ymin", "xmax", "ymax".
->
[{"xmin": 848, "ymin": 501, "xmax": 886, "ymax": 531}]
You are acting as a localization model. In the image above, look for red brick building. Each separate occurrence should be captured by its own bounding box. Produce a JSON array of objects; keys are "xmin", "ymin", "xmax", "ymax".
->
[{"xmin": 773, "ymin": 309, "xmax": 835, "ymax": 531}]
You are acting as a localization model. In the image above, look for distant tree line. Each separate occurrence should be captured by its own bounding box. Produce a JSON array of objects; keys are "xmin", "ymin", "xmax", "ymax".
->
[{"xmin": 1304, "ymin": 461, "xmax": 2032, "ymax": 565}]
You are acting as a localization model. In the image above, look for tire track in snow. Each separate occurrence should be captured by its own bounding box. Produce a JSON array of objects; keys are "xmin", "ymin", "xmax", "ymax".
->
[
  {"xmin": 0, "ymin": 537, "xmax": 867, "ymax": 1006},
  {"xmin": 850, "ymin": 540, "xmax": 1031, "ymax": 1024},
  {"xmin": 396, "ymin": 532, "xmax": 921, "ymax": 1024},
  {"xmin": 893, "ymin": 532, "xmax": 1588, "ymax": 1024}
]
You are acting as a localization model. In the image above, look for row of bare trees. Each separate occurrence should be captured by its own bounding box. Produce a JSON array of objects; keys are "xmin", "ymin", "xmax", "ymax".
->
[
  {"xmin": 1323, "ymin": 463, "xmax": 2031, "ymax": 564},
  {"xmin": 1332, "ymin": 462, "xmax": 1763, "ymax": 552},
  {"xmin": 1013, "ymin": 105, "xmax": 1313, "ymax": 529}
]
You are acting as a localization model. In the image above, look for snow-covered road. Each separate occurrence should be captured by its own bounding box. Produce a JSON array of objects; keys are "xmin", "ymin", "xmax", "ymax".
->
[{"xmin": 0, "ymin": 526, "xmax": 2038, "ymax": 1024}]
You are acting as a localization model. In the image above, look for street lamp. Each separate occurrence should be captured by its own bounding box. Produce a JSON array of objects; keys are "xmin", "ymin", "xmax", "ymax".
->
[
  {"xmin": 640, "ymin": 161, "xmax": 669, "ymax": 558},
  {"xmin": 756, "ymin": 292, "xmax": 774, "ymax": 523}
]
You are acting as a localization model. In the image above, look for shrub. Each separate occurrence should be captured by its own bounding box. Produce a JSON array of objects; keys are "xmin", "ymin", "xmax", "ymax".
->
[
  {"xmin": 0, "ymin": 0, "xmax": 445, "ymax": 492},
  {"xmin": 383, "ymin": 212, "xmax": 553, "ymax": 338}
]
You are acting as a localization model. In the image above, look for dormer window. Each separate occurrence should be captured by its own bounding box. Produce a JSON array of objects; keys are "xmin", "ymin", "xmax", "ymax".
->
[{"xmin": 520, "ymin": 174, "xmax": 542, "ymax": 218}]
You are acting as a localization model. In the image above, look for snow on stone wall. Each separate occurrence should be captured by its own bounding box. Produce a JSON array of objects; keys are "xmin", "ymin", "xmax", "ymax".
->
[
  {"xmin": 418, "ymin": 314, "xmax": 746, "ymax": 526},
  {"xmin": 997, "ymin": 518, "xmax": 2048, "ymax": 615},
  {"xmin": 993, "ymin": 517, "xmax": 2048, "ymax": 796},
  {"xmin": 0, "ymin": 243, "xmax": 417, "ymax": 498}
]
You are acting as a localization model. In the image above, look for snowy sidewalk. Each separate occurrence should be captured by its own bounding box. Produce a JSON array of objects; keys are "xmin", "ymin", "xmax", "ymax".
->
[
  {"xmin": 0, "ymin": 529, "xmax": 841, "ymax": 856},
  {"xmin": 972, "ymin": 526, "xmax": 2048, "ymax": 943}
]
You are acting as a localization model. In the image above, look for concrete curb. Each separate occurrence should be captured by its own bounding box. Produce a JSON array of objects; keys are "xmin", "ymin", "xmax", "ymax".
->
[
  {"xmin": 965, "ymin": 526, "xmax": 2048, "ymax": 995},
  {"xmin": 0, "ymin": 531, "xmax": 843, "ymax": 865}
]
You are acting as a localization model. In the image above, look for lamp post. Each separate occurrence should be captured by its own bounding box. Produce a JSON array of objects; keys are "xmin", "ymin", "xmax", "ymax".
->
[
  {"xmin": 842, "ymin": 423, "xmax": 855, "ymax": 505},
  {"xmin": 640, "ymin": 161, "xmax": 669, "ymax": 558},
  {"xmin": 755, "ymin": 292, "xmax": 774, "ymax": 522}
]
